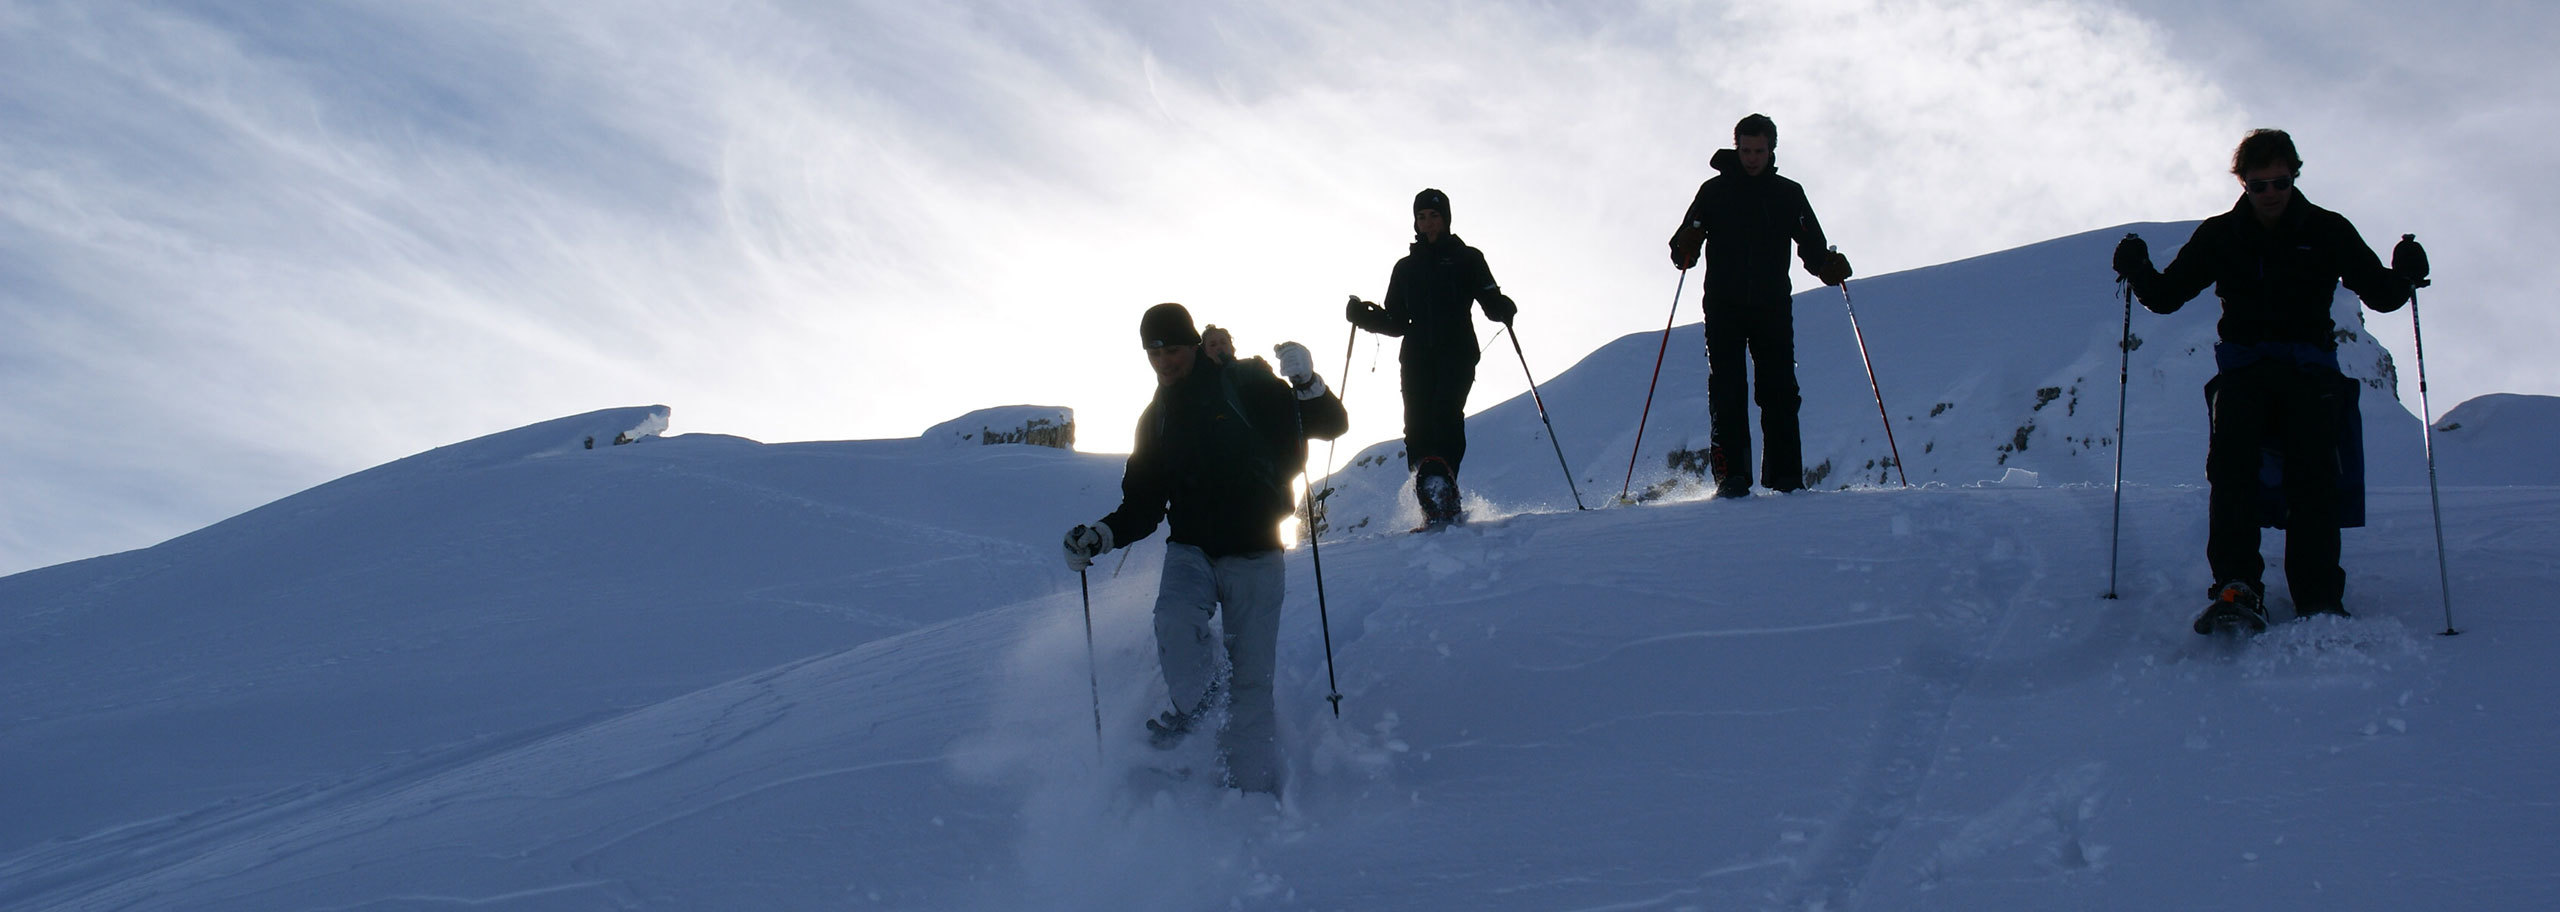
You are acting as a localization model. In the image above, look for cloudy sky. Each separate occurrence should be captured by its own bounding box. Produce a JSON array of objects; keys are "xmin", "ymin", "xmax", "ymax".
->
[{"xmin": 5, "ymin": 0, "xmax": 2553, "ymax": 576}]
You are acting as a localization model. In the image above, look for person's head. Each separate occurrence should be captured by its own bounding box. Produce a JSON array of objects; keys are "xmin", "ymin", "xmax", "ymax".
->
[
  {"xmin": 1733, "ymin": 113, "xmax": 1776, "ymax": 176},
  {"xmin": 1413, "ymin": 188, "xmax": 1450, "ymax": 241},
  {"xmin": 1140, "ymin": 302, "xmax": 1201, "ymax": 385},
  {"xmin": 2231, "ymin": 128, "xmax": 2302, "ymax": 224},
  {"xmin": 1200, "ymin": 324, "xmax": 1235, "ymax": 364}
]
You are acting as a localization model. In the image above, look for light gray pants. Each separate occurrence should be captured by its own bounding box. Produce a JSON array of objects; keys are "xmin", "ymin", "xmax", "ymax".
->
[{"xmin": 1155, "ymin": 542, "xmax": 1284, "ymax": 794}]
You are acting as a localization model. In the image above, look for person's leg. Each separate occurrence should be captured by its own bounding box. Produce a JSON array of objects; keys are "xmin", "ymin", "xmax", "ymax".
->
[
  {"xmin": 1704, "ymin": 306, "xmax": 1753, "ymax": 493},
  {"xmin": 2204, "ymin": 365, "xmax": 2277, "ymax": 594},
  {"xmin": 1442, "ymin": 360, "xmax": 1477, "ymax": 478},
  {"xmin": 1212, "ymin": 550, "xmax": 1287, "ymax": 794},
  {"xmin": 1400, "ymin": 361, "xmax": 1433, "ymax": 474},
  {"xmin": 2276, "ymin": 368, "xmax": 2346, "ymax": 611},
  {"xmin": 1152, "ymin": 543, "xmax": 1222, "ymax": 717},
  {"xmin": 1749, "ymin": 302, "xmax": 1804, "ymax": 491}
]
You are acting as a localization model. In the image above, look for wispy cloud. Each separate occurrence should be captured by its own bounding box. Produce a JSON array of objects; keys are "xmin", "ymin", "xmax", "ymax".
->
[{"xmin": 3, "ymin": 0, "xmax": 2546, "ymax": 574}]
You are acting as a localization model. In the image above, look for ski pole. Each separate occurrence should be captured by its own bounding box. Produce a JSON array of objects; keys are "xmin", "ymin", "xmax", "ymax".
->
[
  {"xmin": 1620, "ymin": 268, "xmax": 1689, "ymax": 503},
  {"xmin": 2404, "ymin": 239, "xmax": 2457, "ymax": 636},
  {"xmin": 1298, "ymin": 400, "xmax": 1348, "ymax": 717},
  {"xmin": 1506, "ymin": 322, "xmax": 1588, "ymax": 510},
  {"xmin": 2107, "ymin": 272, "xmax": 2135, "ymax": 599},
  {"xmin": 1304, "ymin": 478, "xmax": 1346, "ymax": 717},
  {"xmin": 1077, "ymin": 568, "xmax": 1103, "ymax": 755},
  {"xmin": 1834, "ymin": 256, "xmax": 1909, "ymax": 488}
]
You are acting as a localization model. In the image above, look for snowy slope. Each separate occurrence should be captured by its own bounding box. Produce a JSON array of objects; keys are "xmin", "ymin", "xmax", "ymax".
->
[
  {"xmin": 2431, "ymin": 393, "xmax": 2560, "ymax": 486},
  {"xmin": 0, "ymin": 405, "xmax": 1122, "ymax": 881},
  {"xmin": 6, "ymin": 228, "xmax": 2557, "ymax": 910}
]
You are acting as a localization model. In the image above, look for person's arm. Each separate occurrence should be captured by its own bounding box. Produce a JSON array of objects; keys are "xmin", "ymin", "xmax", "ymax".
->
[
  {"xmin": 1670, "ymin": 182, "xmax": 1710, "ymax": 269},
  {"xmin": 1097, "ymin": 406, "xmax": 1170, "ymax": 547},
  {"xmin": 2328, "ymin": 214, "xmax": 2413, "ymax": 314},
  {"xmin": 1373, "ymin": 261, "xmax": 1416, "ymax": 337},
  {"xmin": 1791, "ymin": 184, "xmax": 1843, "ymax": 282},
  {"xmin": 2131, "ymin": 222, "xmax": 2221, "ymax": 315},
  {"xmin": 1471, "ymin": 249, "xmax": 1516, "ymax": 325},
  {"xmin": 1296, "ymin": 380, "xmax": 1348, "ymax": 442},
  {"xmin": 1270, "ymin": 341, "xmax": 1348, "ymax": 441}
]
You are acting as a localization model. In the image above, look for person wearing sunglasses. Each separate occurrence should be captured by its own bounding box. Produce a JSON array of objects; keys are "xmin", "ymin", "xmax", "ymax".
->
[{"xmin": 2111, "ymin": 129, "xmax": 2430, "ymax": 632}]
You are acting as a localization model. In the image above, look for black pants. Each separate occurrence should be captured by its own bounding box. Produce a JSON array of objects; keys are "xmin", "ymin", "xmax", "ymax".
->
[
  {"xmin": 1705, "ymin": 301, "xmax": 1803, "ymax": 491},
  {"xmin": 1401, "ymin": 358, "xmax": 1476, "ymax": 482},
  {"xmin": 2205, "ymin": 360, "xmax": 2345, "ymax": 607}
]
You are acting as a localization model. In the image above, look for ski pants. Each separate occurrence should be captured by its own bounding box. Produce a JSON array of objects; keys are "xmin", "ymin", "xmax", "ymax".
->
[
  {"xmin": 1704, "ymin": 299, "xmax": 1803, "ymax": 491},
  {"xmin": 1401, "ymin": 357, "xmax": 1477, "ymax": 484},
  {"xmin": 2205, "ymin": 360, "xmax": 2346, "ymax": 607},
  {"xmin": 1155, "ymin": 542, "xmax": 1285, "ymax": 794}
]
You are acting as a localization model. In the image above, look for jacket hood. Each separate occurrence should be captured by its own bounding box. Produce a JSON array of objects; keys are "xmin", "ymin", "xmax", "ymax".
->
[
  {"xmin": 1409, "ymin": 231, "xmax": 1466, "ymax": 254},
  {"xmin": 1709, "ymin": 147, "xmax": 1776, "ymax": 177}
]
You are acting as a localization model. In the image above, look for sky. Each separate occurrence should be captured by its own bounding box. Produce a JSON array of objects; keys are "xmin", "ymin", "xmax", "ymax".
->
[{"xmin": 5, "ymin": 0, "xmax": 2555, "ymax": 577}]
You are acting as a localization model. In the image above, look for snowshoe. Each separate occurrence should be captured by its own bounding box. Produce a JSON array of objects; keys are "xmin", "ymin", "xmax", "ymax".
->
[
  {"xmin": 1145, "ymin": 709, "xmax": 1195, "ymax": 750},
  {"xmin": 2192, "ymin": 580, "xmax": 2270, "ymax": 635}
]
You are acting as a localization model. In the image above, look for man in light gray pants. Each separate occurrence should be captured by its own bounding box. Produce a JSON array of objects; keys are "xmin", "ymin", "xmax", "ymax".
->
[{"xmin": 1064, "ymin": 303, "xmax": 1347, "ymax": 794}]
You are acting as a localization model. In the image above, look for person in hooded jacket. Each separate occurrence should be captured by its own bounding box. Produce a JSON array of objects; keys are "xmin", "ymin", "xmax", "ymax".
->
[
  {"xmin": 2112, "ymin": 128, "xmax": 2428, "ymax": 630},
  {"xmin": 1061, "ymin": 303, "xmax": 1346, "ymax": 794},
  {"xmin": 1346, "ymin": 188, "xmax": 1518, "ymax": 527},
  {"xmin": 1667, "ymin": 113, "xmax": 1854, "ymax": 497}
]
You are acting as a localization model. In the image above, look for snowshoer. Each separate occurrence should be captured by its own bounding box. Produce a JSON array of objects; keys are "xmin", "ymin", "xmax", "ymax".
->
[
  {"xmin": 1346, "ymin": 188, "xmax": 1518, "ymax": 529},
  {"xmin": 1201, "ymin": 324, "xmax": 1236, "ymax": 365},
  {"xmin": 1666, "ymin": 113, "xmax": 1853, "ymax": 497},
  {"xmin": 2112, "ymin": 128, "xmax": 2427, "ymax": 630},
  {"xmin": 1061, "ymin": 303, "xmax": 1347, "ymax": 793}
]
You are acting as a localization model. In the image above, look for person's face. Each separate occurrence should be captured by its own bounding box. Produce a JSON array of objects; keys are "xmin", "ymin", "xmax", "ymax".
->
[
  {"xmin": 1413, "ymin": 207, "xmax": 1448, "ymax": 241},
  {"xmin": 2238, "ymin": 162, "xmax": 2296, "ymax": 224},
  {"xmin": 1202, "ymin": 331, "xmax": 1235, "ymax": 364},
  {"xmin": 1735, "ymin": 133, "xmax": 1773, "ymax": 175},
  {"xmin": 1147, "ymin": 343, "xmax": 1198, "ymax": 385}
]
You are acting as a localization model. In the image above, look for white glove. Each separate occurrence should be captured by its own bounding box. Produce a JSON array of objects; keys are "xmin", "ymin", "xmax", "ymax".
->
[
  {"xmin": 1273, "ymin": 341, "xmax": 1327, "ymax": 399},
  {"xmin": 1274, "ymin": 341, "xmax": 1314, "ymax": 385},
  {"xmin": 1063, "ymin": 523, "xmax": 1113, "ymax": 572}
]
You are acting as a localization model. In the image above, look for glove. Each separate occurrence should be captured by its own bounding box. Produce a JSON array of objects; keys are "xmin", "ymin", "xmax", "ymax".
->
[
  {"xmin": 2393, "ymin": 234, "xmax": 2431, "ymax": 288},
  {"xmin": 1669, "ymin": 223, "xmax": 1704, "ymax": 270},
  {"xmin": 2112, "ymin": 234, "xmax": 2151, "ymax": 280},
  {"xmin": 1482, "ymin": 293, "xmax": 1517, "ymax": 326},
  {"xmin": 1062, "ymin": 523, "xmax": 1112, "ymax": 572},
  {"xmin": 1274, "ymin": 341, "xmax": 1313, "ymax": 385},
  {"xmin": 1815, "ymin": 250, "xmax": 1853, "ymax": 286},
  {"xmin": 1346, "ymin": 295, "xmax": 1384, "ymax": 327},
  {"xmin": 1275, "ymin": 341, "xmax": 1329, "ymax": 400}
]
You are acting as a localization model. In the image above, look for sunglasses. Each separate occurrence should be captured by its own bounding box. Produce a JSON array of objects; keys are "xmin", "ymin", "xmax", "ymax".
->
[{"xmin": 2244, "ymin": 175, "xmax": 2294, "ymax": 194}]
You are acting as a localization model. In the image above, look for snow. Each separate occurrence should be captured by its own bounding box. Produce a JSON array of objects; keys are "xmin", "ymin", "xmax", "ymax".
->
[
  {"xmin": 5, "ymin": 225, "xmax": 2556, "ymax": 910},
  {"xmin": 922, "ymin": 405, "xmax": 1077, "ymax": 449}
]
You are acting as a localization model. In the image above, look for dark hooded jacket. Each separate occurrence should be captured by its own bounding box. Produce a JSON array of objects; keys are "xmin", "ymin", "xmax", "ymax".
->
[
  {"xmin": 2128, "ymin": 189, "xmax": 2411, "ymax": 347},
  {"xmin": 1356, "ymin": 233, "xmax": 1509, "ymax": 373},
  {"xmin": 1673, "ymin": 148, "xmax": 1831, "ymax": 311},
  {"xmin": 1101, "ymin": 356, "xmax": 1348, "ymax": 557}
]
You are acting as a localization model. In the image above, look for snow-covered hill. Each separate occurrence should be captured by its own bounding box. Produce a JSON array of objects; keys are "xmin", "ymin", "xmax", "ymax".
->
[{"xmin": 5, "ymin": 227, "xmax": 2555, "ymax": 910}]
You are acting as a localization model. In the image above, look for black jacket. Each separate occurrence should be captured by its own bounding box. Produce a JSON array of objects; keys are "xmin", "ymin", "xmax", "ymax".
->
[
  {"xmin": 1101, "ymin": 357, "xmax": 1349, "ymax": 557},
  {"xmin": 1673, "ymin": 149, "xmax": 1831, "ymax": 311},
  {"xmin": 2129, "ymin": 190, "xmax": 2410, "ymax": 347},
  {"xmin": 1355, "ymin": 233, "xmax": 1509, "ymax": 371}
]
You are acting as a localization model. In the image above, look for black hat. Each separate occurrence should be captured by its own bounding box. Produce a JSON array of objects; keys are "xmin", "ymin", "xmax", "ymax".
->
[
  {"xmin": 1413, "ymin": 188, "xmax": 1450, "ymax": 221},
  {"xmin": 1140, "ymin": 302, "xmax": 1200, "ymax": 350}
]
